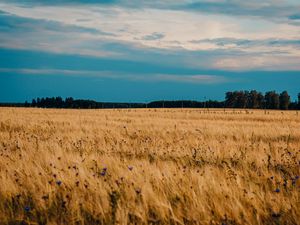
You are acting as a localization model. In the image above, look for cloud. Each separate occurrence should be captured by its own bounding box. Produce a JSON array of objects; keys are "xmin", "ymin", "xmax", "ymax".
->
[
  {"xmin": 213, "ymin": 54, "xmax": 300, "ymax": 71},
  {"xmin": 191, "ymin": 37, "xmax": 300, "ymax": 48},
  {"xmin": 0, "ymin": 11, "xmax": 114, "ymax": 35},
  {"xmin": 7, "ymin": 0, "xmax": 300, "ymax": 24},
  {"xmin": 289, "ymin": 13, "xmax": 300, "ymax": 20},
  {"xmin": 0, "ymin": 0, "xmax": 117, "ymax": 6},
  {"xmin": 0, "ymin": 1, "xmax": 300, "ymax": 71},
  {"xmin": 0, "ymin": 12, "xmax": 120, "ymax": 57},
  {"xmin": 174, "ymin": 1, "xmax": 300, "ymax": 25},
  {"xmin": 0, "ymin": 68, "xmax": 227, "ymax": 84},
  {"xmin": 149, "ymin": 74, "xmax": 226, "ymax": 84},
  {"xmin": 2, "ymin": 0, "xmax": 300, "ymax": 29},
  {"xmin": 141, "ymin": 32, "xmax": 165, "ymax": 41}
]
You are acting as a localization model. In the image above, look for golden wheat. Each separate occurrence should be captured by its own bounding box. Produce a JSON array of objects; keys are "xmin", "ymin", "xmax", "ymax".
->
[{"xmin": 0, "ymin": 108, "xmax": 299, "ymax": 225}]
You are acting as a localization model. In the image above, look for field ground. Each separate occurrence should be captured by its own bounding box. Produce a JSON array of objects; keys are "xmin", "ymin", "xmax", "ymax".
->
[{"xmin": 0, "ymin": 108, "xmax": 299, "ymax": 225}]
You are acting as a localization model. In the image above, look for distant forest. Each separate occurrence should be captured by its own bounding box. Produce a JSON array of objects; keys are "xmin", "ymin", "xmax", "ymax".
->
[{"xmin": 1, "ymin": 90, "xmax": 300, "ymax": 110}]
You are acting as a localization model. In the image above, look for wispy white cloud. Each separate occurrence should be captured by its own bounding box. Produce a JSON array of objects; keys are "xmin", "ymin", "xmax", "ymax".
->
[
  {"xmin": 213, "ymin": 55, "xmax": 300, "ymax": 71},
  {"xmin": 0, "ymin": 68, "xmax": 227, "ymax": 84}
]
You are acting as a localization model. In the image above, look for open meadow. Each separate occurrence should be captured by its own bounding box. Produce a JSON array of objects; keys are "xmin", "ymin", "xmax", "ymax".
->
[{"xmin": 0, "ymin": 107, "xmax": 299, "ymax": 225}]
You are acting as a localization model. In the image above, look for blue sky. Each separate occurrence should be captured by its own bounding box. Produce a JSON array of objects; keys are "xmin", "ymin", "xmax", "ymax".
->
[{"xmin": 0, "ymin": 0, "xmax": 300, "ymax": 102}]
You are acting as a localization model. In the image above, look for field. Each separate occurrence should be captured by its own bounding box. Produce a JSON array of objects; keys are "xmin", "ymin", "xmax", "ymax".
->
[{"xmin": 0, "ymin": 108, "xmax": 299, "ymax": 225}]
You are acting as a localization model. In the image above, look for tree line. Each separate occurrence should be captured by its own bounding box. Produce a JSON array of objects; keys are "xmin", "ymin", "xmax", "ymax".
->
[
  {"xmin": 224, "ymin": 90, "xmax": 296, "ymax": 110},
  {"xmin": 27, "ymin": 97, "xmax": 146, "ymax": 109},
  {"xmin": 0, "ymin": 90, "xmax": 299, "ymax": 110}
]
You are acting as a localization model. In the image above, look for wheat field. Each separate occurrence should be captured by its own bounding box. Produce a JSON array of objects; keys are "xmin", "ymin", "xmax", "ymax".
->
[{"xmin": 0, "ymin": 107, "xmax": 299, "ymax": 225}]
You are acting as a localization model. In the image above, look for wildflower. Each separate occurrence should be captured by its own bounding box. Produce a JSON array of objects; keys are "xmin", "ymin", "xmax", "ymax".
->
[
  {"xmin": 62, "ymin": 201, "xmax": 67, "ymax": 208},
  {"xmin": 291, "ymin": 176, "xmax": 299, "ymax": 186},
  {"xmin": 42, "ymin": 195, "xmax": 49, "ymax": 200},
  {"xmin": 100, "ymin": 170, "xmax": 106, "ymax": 176},
  {"xmin": 275, "ymin": 188, "xmax": 280, "ymax": 193},
  {"xmin": 56, "ymin": 180, "xmax": 62, "ymax": 186},
  {"xmin": 24, "ymin": 206, "xmax": 30, "ymax": 212},
  {"xmin": 271, "ymin": 213, "xmax": 281, "ymax": 218},
  {"xmin": 283, "ymin": 180, "xmax": 287, "ymax": 188},
  {"xmin": 135, "ymin": 188, "xmax": 141, "ymax": 194}
]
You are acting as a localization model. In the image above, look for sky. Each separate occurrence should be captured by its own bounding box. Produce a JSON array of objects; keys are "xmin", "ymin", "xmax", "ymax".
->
[{"xmin": 0, "ymin": 0, "xmax": 300, "ymax": 102}]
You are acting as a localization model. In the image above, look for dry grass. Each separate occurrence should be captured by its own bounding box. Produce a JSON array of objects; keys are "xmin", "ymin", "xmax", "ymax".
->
[{"xmin": 0, "ymin": 108, "xmax": 299, "ymax": 225}]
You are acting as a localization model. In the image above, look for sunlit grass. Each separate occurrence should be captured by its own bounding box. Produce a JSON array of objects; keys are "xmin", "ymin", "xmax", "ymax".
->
[{"xmin": 0, "ymin": 108, "xmax": 299, "ymax": 224}]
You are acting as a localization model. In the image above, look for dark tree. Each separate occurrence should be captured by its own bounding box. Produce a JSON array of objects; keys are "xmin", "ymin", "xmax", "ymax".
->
[
  {"xmin": 279, "ymin": 91, "xmax": 290, "ymax": 110},
  {"xmin": 55, "ymin": 96, "xmax": 63, "ymax": 108},
  {"xmin": 257, "ymin": 92, "xmax": 264, "ymax": 109},
  {"xmin": 65, "ymin": 97, "xmax": 74, "ymax": 108},
  {"xmin": 247, "ymin": 90, "xmax": 264, "ymax": 109},
  {"xmin": 37, "ymin": 98, "xmax": 41, "ymax": 107},
  {"xmin": 40, "ymin": 98, "xmax": 46, "ymax": 107},
  {"xmin": 225, "ymin": 92, "xmax": 235, "ymax": 108},
  {"xmin": 32, "ymin": 99, "xmax": 37, "ymax": 107},
  {"xmin": 225, "ymin": 91, "xmax": 250, "ymax": 108},
  {"xmin": 235, "ymin": 91, "xmax": 247, "ymax": 108},
  {"xmin": 265, "ymin": 91, "xmax": 279, "ymax": 109}
]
